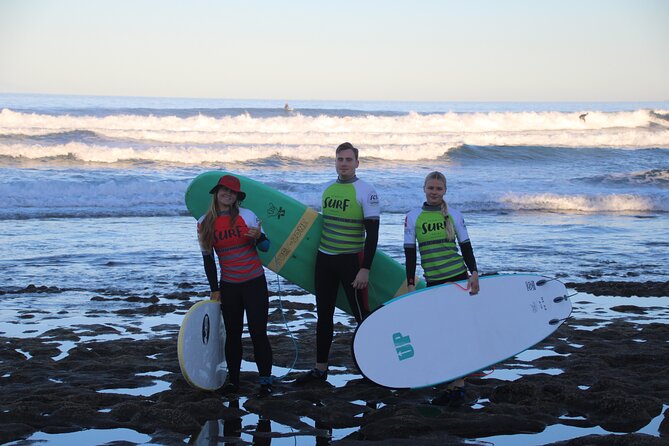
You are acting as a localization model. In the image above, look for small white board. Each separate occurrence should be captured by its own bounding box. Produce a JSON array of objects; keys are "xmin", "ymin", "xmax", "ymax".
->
[
  {"xmin": 177, "ymin": 300, "xmax": 227, "ymax": 391},
  {"xmin": 352, "ymin": 274, "xmax": 572, "ymax": 389}
]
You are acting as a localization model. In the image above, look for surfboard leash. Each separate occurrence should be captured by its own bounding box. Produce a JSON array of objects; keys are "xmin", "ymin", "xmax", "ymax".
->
[
  {"xmin": 271, "ymin": 258, "xmax": 300, "ymax": 381},
  {"xmin": 468, "ymin": 367, "xmax": 495, "ymax": 378}
]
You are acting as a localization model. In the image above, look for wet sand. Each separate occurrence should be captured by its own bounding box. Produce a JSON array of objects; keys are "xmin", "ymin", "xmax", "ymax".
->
[{"xmin": 1, "ymin": 281, "xmax": 669, "ymax": 445}]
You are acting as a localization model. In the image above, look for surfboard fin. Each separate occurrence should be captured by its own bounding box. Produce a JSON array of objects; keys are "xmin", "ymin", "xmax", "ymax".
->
[{"xmin": 549, "ymin": 318, "xmax": 570, "ymax": 325}]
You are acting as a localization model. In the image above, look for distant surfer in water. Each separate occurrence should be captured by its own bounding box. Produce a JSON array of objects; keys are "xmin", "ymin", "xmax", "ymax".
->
[
  {"xmin": 198, "ymin": 174, "xmax": 274, "ymax": 397},
  {"xmin": 295, "ymin": 142, "xmax": 380, "ymax": 385},
  {"xmin": 284, "ymin": 103, "xmax": 293, "ymax": 112},
  {"xmin": 579, "ymin": 112, "xmax": 588, "ymax": 122},
  {"xmin": 404, "ymin": 171, "xmax": 479, "ymax": 406}
]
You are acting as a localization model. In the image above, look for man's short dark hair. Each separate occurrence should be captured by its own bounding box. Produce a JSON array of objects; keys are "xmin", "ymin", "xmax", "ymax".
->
[{"xmin": 336, "ymin": 142, "xmax": 359, "ymax": 160}]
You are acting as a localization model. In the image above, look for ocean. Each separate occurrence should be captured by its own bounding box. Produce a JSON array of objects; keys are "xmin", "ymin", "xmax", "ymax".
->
[
  {"xmin": 1, "ymin": 94, "xmax": 668, "ymax": 444},
  {"xmin": 1, "ymin": 93, "xmax": 667, "ymax": 291}
]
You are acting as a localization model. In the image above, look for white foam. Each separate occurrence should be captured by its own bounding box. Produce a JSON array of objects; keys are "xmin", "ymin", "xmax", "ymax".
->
[
  {"xmin": 2, "ymin": 109, "xmax": 668, "ymax": 160},
  {"xmin": 0, "ymin": 171, "xmax": 665, "ymax": 219},
  {"xmin": 499, "ymin": 192, "xmax": 668, "ymax": 212}
]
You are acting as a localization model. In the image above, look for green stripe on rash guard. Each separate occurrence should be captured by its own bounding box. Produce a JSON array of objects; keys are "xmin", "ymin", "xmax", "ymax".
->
[
  {"xmin": 319, "ymin": 182, "xmax": 365, "ymax": 254},
  {"xmin": 415, "ymin": 210, "xmax": 467, "ymax": 282}
]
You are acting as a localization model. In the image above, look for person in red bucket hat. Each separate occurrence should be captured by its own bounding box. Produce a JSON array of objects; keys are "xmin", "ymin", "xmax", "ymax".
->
[
  {"xmin": 208, "ymin": 174, "xmax": 246, "ymax": 200},
  {"xmin": 198, "ymin": 174, "xmax": 273, "ymax": 397}
]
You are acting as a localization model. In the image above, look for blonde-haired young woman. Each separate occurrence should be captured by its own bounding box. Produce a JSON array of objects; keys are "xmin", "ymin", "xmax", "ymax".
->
[
  {"xmin": 198, "ymin": 174, "xmax": 273, "ymax": 397},
  {"xmin": 403, "ymin": 171, "xmax": 480, "ymax": 406}
]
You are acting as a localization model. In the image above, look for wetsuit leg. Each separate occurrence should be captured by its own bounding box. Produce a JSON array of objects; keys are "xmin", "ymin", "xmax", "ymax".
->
[
  {"xmin": 314, "ymin": 251, "xmax": 339, "ymax": 364},
  {"xmin": 220, "ymin": 280, "xmax": 244, "ymax": 384},
  {"xmin": 242, "ymin": 275, "xmax": 273, "ymax": 377},
  {"xmin": 340, "ymin": 253, "xmax": 369, "ymax": 323},
  {"xmin": 427, "ymin": 271, "xmax": 470, "ymax": 392}
]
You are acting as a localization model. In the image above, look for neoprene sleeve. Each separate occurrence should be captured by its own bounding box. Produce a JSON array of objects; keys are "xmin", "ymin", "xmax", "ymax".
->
[
  {"xmin": 255, "ymin": 233, "xmax": 270, "ymax": 252},
  {"xmin": 459, "ymin": 241, "xmax": 478, "ymax": 273},
  {"xmin": 362, "ymin": 218, "xmax": 380, "ymax": 270},
  {"xmin": 404, "ymin": 246, "xmax": 417, "ymax": 285},
  {"xmin": 202, "ymin": 253, "xmax": 219, "ymax": 291}
]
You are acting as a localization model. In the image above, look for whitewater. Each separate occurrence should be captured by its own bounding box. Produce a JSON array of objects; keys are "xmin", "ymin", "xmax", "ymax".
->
[{"xmin": 0, "ymin": 94, "xmax": 667, "ymax": 287}]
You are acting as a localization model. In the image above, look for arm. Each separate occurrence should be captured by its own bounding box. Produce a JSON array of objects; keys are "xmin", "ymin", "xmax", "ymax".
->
[
  {"xmin": 404, "ymin": 246, "xmax": 417, "ymax": 293},
  {"xmin": 459, "ymin": 240, "xmax": 477, "ymax": 274},
  {"xmin": 352, "ymin": 180, "xmax": 380, "ymax": 290},
  {"xmin": 198, "ymin": 217, "xmax": 221, "ymax": 301},
  {"xmin": 361, "ymin": 218, "xmax": 379, "ymax": 269},
  {"xmin": 255, "ymin": 233, "xmax": 270, "ymax": 252},
  {"xmin": 202, "ymin": 252, "xmax": 221, "ymax": 301},
  {"xmin": 244, "ymin": 210, "xmax": 271, "ymax": 252},
  {"xmin": 459, "ymin": 240, "xmax": 479, "ymax": 295},
  {"xmin": 352, "ymin": 218, "xmax": 379, "ymax": 289},
  {"xmin": 402, "ymin": 211, "xmax": 418, "ymax": 292},
  {"xmin": 451, "ymin": 208, "xmax": 479, "ymax": 295}
]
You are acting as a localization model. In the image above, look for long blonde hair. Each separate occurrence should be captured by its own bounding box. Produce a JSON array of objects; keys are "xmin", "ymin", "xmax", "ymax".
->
[
  {"xmin": 424, "ymin": 171, "xmax": 455, "ymax": 241},
  {"xmin": 198, "ymin": 192, "xmax": 240, "ymax": 252}
]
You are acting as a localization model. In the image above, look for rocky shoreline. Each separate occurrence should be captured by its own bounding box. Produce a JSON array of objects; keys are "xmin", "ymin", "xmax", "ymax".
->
[{"xmin": 1, "ymin": 280, "xmax": 668, "ymax": 445}]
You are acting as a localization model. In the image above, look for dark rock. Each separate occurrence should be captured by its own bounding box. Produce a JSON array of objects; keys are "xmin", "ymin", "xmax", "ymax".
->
[
  {"xmin": 1, "ymin": 281, "xmax": 668, "ymax": 445},
  {"xmin": 659, "ymin": 408, "xmax": 669, "ymax": 437},
  {"xmin": 565, "ymin": 280, "xmax": 669, "ymax": 297},
  {"xmin": 0, "ymin": 423, "xmax": 35, "ymax": 444},
  {"xmin": 610, "ymin": 305, "xmax": 647, "ymax": 314},
  {"xmin": 545, "ymin": 433, "xmax": 669, "ymax": 445},
  {"xmin": 131, "ymin": 407, "xmax": 200, "ymax": 433}
]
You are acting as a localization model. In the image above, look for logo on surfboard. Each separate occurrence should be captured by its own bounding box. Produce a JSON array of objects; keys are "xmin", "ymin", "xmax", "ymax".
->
[
  {"xmin": 201, "ymin": 314, "xmax": 210, "ymax": 345},
  {"xmin": 267, "ymin": 202, "xmax": 286, "ymax": 220},
  {"xmin": 393, "ymin": 332, "xmax": 414, "ymax": 361}
]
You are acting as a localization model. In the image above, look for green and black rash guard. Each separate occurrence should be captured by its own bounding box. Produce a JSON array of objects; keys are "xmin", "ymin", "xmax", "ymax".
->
[
  {"xmin": 404, "ymin": 203, "xmax": 477, "ymax": 285},
  {"xmin": 319, "ymin": 176, "xmax": 380, "ymax": 269}
]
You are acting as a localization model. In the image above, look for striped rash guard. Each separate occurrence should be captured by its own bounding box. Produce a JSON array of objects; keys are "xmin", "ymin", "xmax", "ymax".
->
[
  {"xmin": 404, "ymin": 204, "xmax": 472, "ymax": 283},
  {"xmin": 198, "ymin": 208, "xmax": 266, "ymax": 284},
  {"xmin": 319, "ymin": 176, "xmax": 380, "ymax": 256}
]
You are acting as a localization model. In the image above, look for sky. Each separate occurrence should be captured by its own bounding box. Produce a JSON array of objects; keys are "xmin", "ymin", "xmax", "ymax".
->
[{"xmin": 1, "ymin": 0, "xmax": 668, "ymax": 102}]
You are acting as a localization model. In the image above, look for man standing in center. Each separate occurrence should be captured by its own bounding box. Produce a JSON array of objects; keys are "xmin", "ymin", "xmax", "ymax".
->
[{"xmin": 296, "ymin": 142, "xmax": 380, "ymax": 384}]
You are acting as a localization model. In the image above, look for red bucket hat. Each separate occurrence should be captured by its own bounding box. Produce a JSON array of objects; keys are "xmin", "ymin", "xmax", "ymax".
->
[{"xmin": 209, "ymin": 175, "xmax": 246, "ymax": 200}]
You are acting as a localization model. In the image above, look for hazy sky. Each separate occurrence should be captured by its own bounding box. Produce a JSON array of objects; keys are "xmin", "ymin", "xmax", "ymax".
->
[{"xmin": 1, "ymin": 0, "xmax": 667, "ymax": 102}]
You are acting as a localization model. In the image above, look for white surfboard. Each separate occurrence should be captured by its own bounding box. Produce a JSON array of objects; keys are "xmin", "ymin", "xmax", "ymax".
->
[
  {"xmin": 177, "ymin": 300, "xmax": 227, "ymax": 391},
  {"xmin": 352, "ymin": 274, "xmax": 572, "ymax": 389}
]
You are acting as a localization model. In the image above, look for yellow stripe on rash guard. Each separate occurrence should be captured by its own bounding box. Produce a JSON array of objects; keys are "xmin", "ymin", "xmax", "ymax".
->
[{"xmin": 267, "ymin": 207, "xmax": 319, "ymax": 273}]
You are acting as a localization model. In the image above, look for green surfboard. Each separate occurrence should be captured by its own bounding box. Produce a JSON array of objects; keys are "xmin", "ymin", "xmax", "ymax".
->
[{"xmin": 185, "ymin": 171, "xmax": 425, "ymax": 315}]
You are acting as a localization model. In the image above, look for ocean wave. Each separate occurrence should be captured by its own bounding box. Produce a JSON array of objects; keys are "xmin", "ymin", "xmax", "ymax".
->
[
  {"xmin": 0, "ymin": 177, "xmax": 190, "ymax": 220},
  {"xmin": 1, "ymin": 108, "xmax": 668, "ymax": 153},
  {"xmin": 584, "ymin": 169, "xmax": 669, "ymax": 188},
  {"xmin": 497, "ymin": 193, "xmax": 668, "ymax": 213},
  {"xmin": 0, "ymin": 141, "xmax": 465, "ymax": 163},
  {"xmin": 1, "ymin": 140, "xmax": 668, "ymax": 166},
  {"xmin": 0, "ymin": 175, "xmax": 665, "ymax": 220},
  {"xmin": 0, "ymin": 129, "xmax": 100, "ymax": 141}
]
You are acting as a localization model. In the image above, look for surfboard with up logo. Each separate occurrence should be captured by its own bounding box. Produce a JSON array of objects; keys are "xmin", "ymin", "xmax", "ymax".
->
[{"xmin": 352, "ymin": 274, "xmax": 572, "ymax": 389}]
